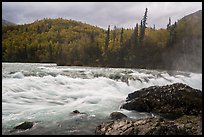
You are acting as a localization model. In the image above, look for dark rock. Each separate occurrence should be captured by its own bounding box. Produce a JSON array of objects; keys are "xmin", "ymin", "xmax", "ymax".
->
[
  {"xmin": 72, "ymin": 110, "xmax": 80, "ymax": 114},
  {"xmin": 70, "ymin": 110, "xmax": 88, "ymax": 120},
  {"xmin": 110, "ymin": 112, "xmax": 127, "ymax": 120},
  {"xmin": 71, "ymin": 110, "xmax": 88, "ymax": 115},
  {"xmin": 95, "ymin": 117, "xmax": 192, "ymax": 135},
  {"xmin": 13, "ymin": 121, "xmax": 34, "ymax": 130},
  {"xmin": 121, "ymin": 83, "xmax": 202, "ymax": 119},
  {"xmin": 174, "ymin": 115, "xmax": 202, "ymax": 135}
]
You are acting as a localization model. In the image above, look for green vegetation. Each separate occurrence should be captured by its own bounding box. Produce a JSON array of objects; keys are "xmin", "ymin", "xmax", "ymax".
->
[{"xmin": 2, "ymin": 10, "xmax": 202, "ymax": 72}]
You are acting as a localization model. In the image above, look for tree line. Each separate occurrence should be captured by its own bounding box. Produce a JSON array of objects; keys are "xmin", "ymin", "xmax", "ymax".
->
[{"xmin": 2, "ymin": 9, "xmax": 202, "ymax": 72}]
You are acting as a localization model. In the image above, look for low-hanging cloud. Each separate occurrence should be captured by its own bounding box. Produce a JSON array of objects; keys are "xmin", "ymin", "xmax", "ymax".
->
[{"xmin": 2, "ymin": 2, "xmax": 202, "ymax": 29}]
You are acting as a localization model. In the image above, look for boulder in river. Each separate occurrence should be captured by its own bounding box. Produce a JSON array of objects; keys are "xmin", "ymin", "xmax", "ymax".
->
[
  {"xmin": 72, "ymin": 110, "xmax": 80, "ymax": 114},
  {"xmin": 71, "ymin": 110, "xmax": 88, "ymax": 115},
  {"xmin": 13, "ymin": 121, "xmax": 34, "ymax": 130},
  {"xmin": 109, "ymin": 112, "xmax": 127, "ymax": 120},
  {"xmin": 121, "ymin": 83, "xmax": 202, "ymax": 119}
]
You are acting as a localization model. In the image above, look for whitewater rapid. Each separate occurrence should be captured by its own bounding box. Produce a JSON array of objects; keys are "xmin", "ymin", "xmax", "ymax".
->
[{"xmin": 2, "ymin": 63, "xmax": 202, "ymax": 134}]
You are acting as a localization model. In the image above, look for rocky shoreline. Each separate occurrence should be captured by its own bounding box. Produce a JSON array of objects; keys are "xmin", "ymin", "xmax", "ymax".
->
[
  {"xmin": 95, "ymin": 114, "xmax": 202, "ymax": 135},
  {"xmin": 10, "ymin": 83, "xmax": 202, "ymax": 135},
  {"xmin": 121, "ymin": 83, "xmax": 202, "ymax": 120},
  {"xmin": 96, "ymin": 83, "xmax": 202, "ymax": 135}
]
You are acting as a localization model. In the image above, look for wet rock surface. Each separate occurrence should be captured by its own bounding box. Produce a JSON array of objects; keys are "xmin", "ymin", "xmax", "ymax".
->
[
  {"xmin": 96, "ymin": 83, "xmax": 202, "ymax": 135},
  {"xmin": 95, "ymin": 117, "xmax": 192, "ymax": 135},
  {"xmin": 72, "ymin": 110, "xmax": 81, "ymax": 114},
  {"xmin": 70, "ymin": 110, "xmax": 88, "ymax": 115},
  {"xmin": 109, "ymin": 112, "xmax": 127, "ymax": 120},
  {"xmin": 174, "ymin": 115, "xmax": 202, "ymax": 135},
  {"xmin": 14, "ymin": 121, "xmax": 34, "ymax": 130},
  {"xmin": 121, "ymin": 83, "xmax": 202, "ymax": 119},
  {"xmin": 11, "ymin": 121, "xmax": 34, "ymax": 132}
]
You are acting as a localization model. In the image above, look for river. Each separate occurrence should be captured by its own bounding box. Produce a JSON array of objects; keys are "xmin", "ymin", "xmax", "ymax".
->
[{"xmin": 2, "ymin": 63, "xmax": 202, "ymax": 135}]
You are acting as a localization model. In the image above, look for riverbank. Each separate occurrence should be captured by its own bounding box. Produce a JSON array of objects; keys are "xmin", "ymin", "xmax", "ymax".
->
[{"xmin": 96, "ymin": 83, "xmax": 202, "ymax": 135}]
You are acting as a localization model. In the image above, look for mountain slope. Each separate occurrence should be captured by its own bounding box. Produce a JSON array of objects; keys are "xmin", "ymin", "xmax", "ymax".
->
[
  {"xmin": 162, "ymin": 10, "xmax": 202, "ymax": 72},
  {"xmin": 2, "ymin": 19, "xmax": 16, "ymax": 26},
  {"xmin": 181, "ymin": 10, "xmax": 202, "ymax": 22}
]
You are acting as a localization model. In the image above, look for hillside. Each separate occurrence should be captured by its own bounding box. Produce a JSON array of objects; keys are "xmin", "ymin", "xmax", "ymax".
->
[
  {"xmin": 162, "ymin": 10, "xmax": 202, "ymax": 72},
  {"xmin": 2, "ymin": 19, "xmax": 16, "ymax": 26},
  {"xmin": 2, "ymin": 10, "xmax": 202, "ymax": 72},
  {"xmin": 2, "ymin": 18, "xmax": 105, "ymax": 65},
  {"xmin": 182, "ymin": 10, "xmax": 202, "ymax": 22}
]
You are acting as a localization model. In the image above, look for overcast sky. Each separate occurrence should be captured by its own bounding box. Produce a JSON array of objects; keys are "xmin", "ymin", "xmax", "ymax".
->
[{"xmin": 2, "ymin": 2, "xmax": 202, "ymax": 29}]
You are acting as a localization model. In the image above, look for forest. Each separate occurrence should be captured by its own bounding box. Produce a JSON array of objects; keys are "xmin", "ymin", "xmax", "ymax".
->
[{"xmin": 2, "ymin": 9, "xmax": 202, "ymax": 72}]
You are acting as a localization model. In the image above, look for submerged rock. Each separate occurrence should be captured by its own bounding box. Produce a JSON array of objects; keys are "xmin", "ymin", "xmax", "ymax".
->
[
  {"xmin": 13, "ymin": 121, "xmax": 34, "ymax": 130},
  {"xmin": 95, "ymin": 117, "xmax": 192, "ymax": 135},
  {"xmin": 109, "ymin": 112, "xmax": 127, "ymax": 120},
  {"xmin": 71, "ymin": 110, "xmax": 88, "ymax": 115},
  {"xmin": 121, "ymin": 83, "xmax": 202, "ymax": 120}
]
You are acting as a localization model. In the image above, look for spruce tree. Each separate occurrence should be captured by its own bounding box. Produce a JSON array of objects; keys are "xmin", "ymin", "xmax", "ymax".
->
[
  {"xmin": 167, "ymin": 18, "xmax": 177, "ymax": 47},
  {"xmin": 113, "ymin": 25, "xmax": 117, "ymax": 48},
  {"xmin": 167, "ymin": 17, "xmax": 171, "ymax": 30},
  {"xmin": 134, "ymin": 23, "xmax": 139, "ymax": 47},
  {"xmin": 141, "ymin": 8, "xmax": 148, "ymax": 46},
  {"xmin": 105, "ymin": 25, "xmax": 110, "ymax": 51},
  {"xmin": 120, "ymin": 27, "xmax": 124, "ymax": 47},
  {"xmin": 139, "ymin": 20, "xmax": 143, "ymax": 46}
]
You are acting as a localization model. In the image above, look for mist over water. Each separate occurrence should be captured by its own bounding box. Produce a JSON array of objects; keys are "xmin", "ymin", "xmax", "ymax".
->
[{"xmin": 2, "ymin": 63, "xmax": 202, "ymax": 135}]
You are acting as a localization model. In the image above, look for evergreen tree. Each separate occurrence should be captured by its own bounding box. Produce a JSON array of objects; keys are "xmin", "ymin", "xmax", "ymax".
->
[
  {"xmin": 133, "ymin": 23, "xmax": 139, "ymax": 47},
  {"xmin": 167, "ymin": 17, "xmax": 177, "ymax": 47},
  {"xmin": 6, "ymin": 40, "xmax": 14, "ymax": 61},
  {"xmin": 23, "ymin": 44, "xmax": 28, "ymax": 62},
  {"xmin": 105, "ymin": 25, "xmax": 110, "ymax": 51},
  {"xmin": 120, "ymin": 27, "xmax": 124, "ymax": 47},
  {"xmin": 112, "ymin": 25, "xmax": 117, "ymax": 48},
  {"xmin": 48, "ymin": 43, "xmax": 53, "ymax": 62},
  {"xmin": 143, "ymin": 8, "xmax": 148, "ymax": 29},
  {"xmin": 56, "ymin": 46, "xmax": 64, "ymax": 65},
  {"xmin": 139, "ymin": 20, "xmax": 143, "ymax": 46},
  {"xmin": 171, "ymin": 22, "xmax": 177, "ymax": 45},
  {"xmin": 140, "ymin": 8, "xmax": 148, "ymax": 46},
  {"xmin": 167, "ymin": 17, "xmax": 171, "ymax": 30}
]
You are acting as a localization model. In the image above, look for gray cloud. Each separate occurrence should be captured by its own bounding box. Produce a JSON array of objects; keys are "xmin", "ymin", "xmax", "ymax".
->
[{"xmin": 2, "ymin": 2, "xmax": 202, "ymax": 29}]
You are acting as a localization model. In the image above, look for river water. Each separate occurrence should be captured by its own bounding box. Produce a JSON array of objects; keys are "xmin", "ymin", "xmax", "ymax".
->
[{"xmin": 2, "ymin": 63, "xmax": 202, "ymax": 135}]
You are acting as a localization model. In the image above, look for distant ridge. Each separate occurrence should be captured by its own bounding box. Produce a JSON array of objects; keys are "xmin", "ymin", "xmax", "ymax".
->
[
  {"xmin": 180, "ymin": 10, "xmax": 202, "ymax": 22},
  {"xmin": 2, "ymin": 19, "xmax": 16, "ymax": 26}
]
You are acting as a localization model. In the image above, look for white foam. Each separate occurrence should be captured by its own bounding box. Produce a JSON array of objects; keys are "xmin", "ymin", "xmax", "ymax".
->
[
  {"xmin": 11, "ymin": 72, "xmax": 24, "ymax": 79},
  {"xmin": 2, "ymin": 63, "xmax": 202, "ymax": 134}
]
